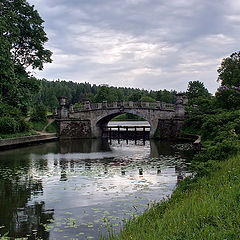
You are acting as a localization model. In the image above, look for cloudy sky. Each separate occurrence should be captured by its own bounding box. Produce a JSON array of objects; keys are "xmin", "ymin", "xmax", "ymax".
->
[{"xmin": 28, "ymin": 0, "xmax": 240, "ymax": 93}]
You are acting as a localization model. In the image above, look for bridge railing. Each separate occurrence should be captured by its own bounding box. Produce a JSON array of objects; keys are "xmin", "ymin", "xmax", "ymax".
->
[{"xmin": 73, "ymin": 101, "xmax": 175, "ymax": 112}]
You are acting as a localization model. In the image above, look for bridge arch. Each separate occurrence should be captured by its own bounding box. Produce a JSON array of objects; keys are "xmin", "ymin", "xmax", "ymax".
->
[
  {"xmin": 58, "ymin": 98, "xmax": 187, "ymax": 139},
  {"xmin": 91, "ymin": 109, "xmax": 156, "ymax": 138}
]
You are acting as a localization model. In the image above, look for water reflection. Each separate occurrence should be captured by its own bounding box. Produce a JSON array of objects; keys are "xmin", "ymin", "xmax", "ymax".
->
[{"xmin": 0, "ymin": 139, "xmax": 191, "ymax": 239}]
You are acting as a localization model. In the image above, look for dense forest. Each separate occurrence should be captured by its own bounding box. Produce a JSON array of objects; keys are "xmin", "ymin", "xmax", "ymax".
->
[{"xmin": 34, "ymin": 79, "xmax": 177, "ymax": 110}]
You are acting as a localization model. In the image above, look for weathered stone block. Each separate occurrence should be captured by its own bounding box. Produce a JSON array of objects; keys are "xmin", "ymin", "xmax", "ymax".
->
[{"xmin": 59, "ymin": 120, "xmax": 91, "ymax": 139}]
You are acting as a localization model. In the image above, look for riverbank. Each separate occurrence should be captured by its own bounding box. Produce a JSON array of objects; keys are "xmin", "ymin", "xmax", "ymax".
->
[
  {"xmin": 103, "ymin": 152, "xmax": 240, "ymax": 239},
  {"xmin": 0, "ymin": 133, "xmax": 58, "ymax": 150},
  {"xmin": 103, "ymin": 110, "xmax": 240, "ymax": 239}
]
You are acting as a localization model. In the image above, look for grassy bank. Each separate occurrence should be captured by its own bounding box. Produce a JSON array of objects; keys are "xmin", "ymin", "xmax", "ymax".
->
[
  {"xmin": 0, "ymin": 130, "xmax": 39, "ymax": 139},
  {"xmin": 103, "ymin": 109, "xmax": 240, "ymax": 240},
  {"xmin": 30, "ymin": 120, "xmax": 48, "ymax": 131},
  {"xmin": 103, "ymin": 153, "xmax": 240, "ymax": 240}
]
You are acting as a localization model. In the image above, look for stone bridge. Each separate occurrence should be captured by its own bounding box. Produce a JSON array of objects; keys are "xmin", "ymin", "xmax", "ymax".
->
[{"xmin": 57, "ymin": 93, "xmax": 188, "ymax": 139}]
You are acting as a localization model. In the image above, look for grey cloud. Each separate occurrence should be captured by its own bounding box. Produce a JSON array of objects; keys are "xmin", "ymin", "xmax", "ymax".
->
[{"xmin": 28, "ymin": 0, "xmax": 240, "ymax": 93}]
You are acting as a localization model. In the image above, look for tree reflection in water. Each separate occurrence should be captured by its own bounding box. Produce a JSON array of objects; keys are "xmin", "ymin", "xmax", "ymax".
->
[{"xmin": 0, "ymin": 150, "xmax": 55, "ymax": 239}]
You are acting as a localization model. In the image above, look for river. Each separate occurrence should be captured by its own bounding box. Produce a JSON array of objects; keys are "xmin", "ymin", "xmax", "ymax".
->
[{"xmin": 0, "ymin": 121, "xmax": 192, "ymax": 240}]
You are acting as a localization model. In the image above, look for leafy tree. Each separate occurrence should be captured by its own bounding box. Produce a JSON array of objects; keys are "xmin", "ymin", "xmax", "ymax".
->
[
  {"xmin": 217, "ymin": 52, "xmax": 240, "ymax": 87},
  {"xmin": 128, "ymin": 91, "xmax": 142, "ymax": 102},
  {"xmin": 0, "ymin": 34, "xmax": 16, "ymax": 104},
  {"xmin": 1, "ymin": 0, "xmax": 52, "ymax": 70},
  {"xmin": 186, "ymin": 81, "xmax": 211, "ymax": 100},
  {"xmin": 0, "ymin": 0, "xmax": 52, "ymax": 112},
  {"xmin": 0, "ymin": 0, "xmax": 51, "ymax": 134},
  {"xmin": 215, "ymin": 85, "xmax": 240, "ymax": 110},
  {"xmin": 140, "ymin": 96, "xmax": 156, "ymax": 102},
  {"xmin": 94, "ymin": 85, "xmax": 117, "ymax": 103},
  {"xmin": 30, "ymin": 103, "xmax": 47, "ymax": 123}
]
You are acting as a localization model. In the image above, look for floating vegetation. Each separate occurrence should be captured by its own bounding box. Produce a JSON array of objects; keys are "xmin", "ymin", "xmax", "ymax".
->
[{"xmin": 0, "ymin": 139, "xmax": 191, "ymax": 239}]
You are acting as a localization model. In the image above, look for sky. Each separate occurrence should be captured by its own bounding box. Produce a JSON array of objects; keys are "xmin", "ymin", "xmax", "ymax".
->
[{"xmin": 28, "ymin": 0, "xmax": 240, "ymax": 93}]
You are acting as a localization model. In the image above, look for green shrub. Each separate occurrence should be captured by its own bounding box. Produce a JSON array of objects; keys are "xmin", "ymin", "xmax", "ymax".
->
[
  {"xmin": 30, "ymin": 103, "xmax": 47, "ymax": 122},
  {"xmin": 0, "ymin": 116, "xmax": 18, "ymax": 134},
  {"xmin": 46, "ymin": 120, "xmax": 58, "ymax": 134},
  {"xmin": 31, "ymin": 121, "xmax": 47, "ymax": 131}
]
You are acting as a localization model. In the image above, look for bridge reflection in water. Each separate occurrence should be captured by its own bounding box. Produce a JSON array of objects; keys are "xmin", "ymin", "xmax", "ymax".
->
[{"xmin": 103, "ymin": 120, "xmax": 151, "ymax": 145}]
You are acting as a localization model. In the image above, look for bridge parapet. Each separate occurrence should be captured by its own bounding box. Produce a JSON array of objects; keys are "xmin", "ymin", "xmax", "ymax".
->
[{"xmin": 73, "ymin": 101, "xmax": 175, "ymax": 113}]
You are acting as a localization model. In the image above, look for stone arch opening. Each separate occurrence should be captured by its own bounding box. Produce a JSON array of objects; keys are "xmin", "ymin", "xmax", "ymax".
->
[{"xmin": 95, "ymin": 111, "xmax": 152, "ymax": 138}]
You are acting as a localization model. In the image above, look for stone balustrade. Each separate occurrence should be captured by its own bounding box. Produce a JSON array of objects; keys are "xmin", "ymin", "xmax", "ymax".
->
[{"xmin": 73, "ymin": 101, "xmax": 175, "ymax": 112}]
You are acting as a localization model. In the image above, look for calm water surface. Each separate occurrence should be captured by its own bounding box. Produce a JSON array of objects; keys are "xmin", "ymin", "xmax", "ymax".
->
[{"xmin": 0, "ymin": 133, "xmax": 191, "ymax": 239}]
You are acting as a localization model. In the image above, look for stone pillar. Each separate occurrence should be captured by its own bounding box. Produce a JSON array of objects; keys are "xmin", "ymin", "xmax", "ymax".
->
[
  {"xmin": 129, "ymin": 101, "xmax": 133, "ymax": 108},
  {"xmin": 59, "ymin": 97, "xmax": 68, "ymax": 119},
  {"xmin": 98, "ymin": 103, "xmax": 102, "ymax": 109},
  {"xmin": 113, "ymin": 102, "xmax": 118, "ymax": 108},
  {"xmin": 183, "ymin": 96, "xmax": 188, "ymax": 105},
  {"xmin": 84, "ymin": 101, "xmax": 91, "ymax": 110},
  {"xmin": 102, "ymin": 101, "xmax": 107, "ymax": 109},
  {"xmin": 53, "ymin": 107, "xmax": 58, "ymax": 116},
  {"xmin": 161, "ymin": 102, "xmax": 166, "ymax": 109},
  {"xmin": 175, "ymin": 93, "xmax": 186, "ymax": 118},
  {"xmin": 156, "ymin": 101, "xmax": 161, "ymax": 108},
  {"xmin": 145, "ymin": 102, "xmax": 150, "ymax": 108},
  {"xmin": 69, "ymin": 104, "xmax": 74, "ymax": 113}
]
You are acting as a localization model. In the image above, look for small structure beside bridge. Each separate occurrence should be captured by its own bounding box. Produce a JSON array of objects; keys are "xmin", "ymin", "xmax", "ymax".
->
[{"xmin": 57, "ymin": 93, "xmax": 188, "ymax": 139}]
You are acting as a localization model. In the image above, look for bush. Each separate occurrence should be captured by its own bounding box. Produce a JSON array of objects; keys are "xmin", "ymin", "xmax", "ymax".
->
[
  {"xmin": 30, "ymin": 103, "xmax": 47, "ymax": 122},
  {"xmin": 0, "ymin": 116, "xmax": 18, "ymax": 134},
  {"xmin": 0, "ymin": 103, "xmax": 32, "ymax": 134},
  {"xmin": 46, "ymin": 120, "xmax": 58, "ymax": 134}
]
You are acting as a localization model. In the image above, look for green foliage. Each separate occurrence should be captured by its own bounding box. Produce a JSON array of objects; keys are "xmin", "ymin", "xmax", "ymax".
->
[
  {"xmin": 186, "ymin": 81, "xmax": 211, "ymax": 100},
  {"xmin": 140, "ymin": 96, "xmax": 156, "ymax": 102},
  {"xmin": 217, "ymin": 51, "xmax": 240, "ymax": 87},
  {"xmin": 30, "ymin": 103, "xmax": 47, "ymax": 122},
  {"xmin": 128, "ymin": 91, "xmax": 142, "ymax": 102},
  {"xmin": 0, "ymin": 103, "xmax": 31, "ymax": 134},
  {"xmin": 0, "ymin": 34, "xmax": 17, "ymax": 104},
  {"xmin": 0, "ymin": 0, "xmax": 51, "ymax": 118},
  {"xmin": 34, "ymin": 79, "xmax": 177, "ymax": 110},
  {"xmin": 94, "ymin": 85, "xmax": 118, "ymax": 103},
  {"xmin": 0, "ymin": 116, "xmax": 19, "ymax": 134},
  {"xmin": 111, "ymin": 113, "xmax": 145, "ymax": 121},
  {"xmin": 215, "ymin": 85, "xmax": 240, "ymax": 109},
  {"xmin": 46, "ymin": 120, "xmax": 58, "ymax": 134},
  {"xmin": 31, "ymin": 121, "xmax": 47, "ymax": 131},
  {"xmin": 183, "ymin": 107, "xmax": 240, "ymax": 177},
  {"xmin": 0, "ymin": 130, "xmax": 38, "ymax": 139},
  {"xmin": 1, "ymin": 0, "xmax": 52, "ymax": 70}
]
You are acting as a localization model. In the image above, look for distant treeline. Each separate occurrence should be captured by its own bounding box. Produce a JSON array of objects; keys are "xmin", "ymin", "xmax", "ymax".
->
[{"xmin": 34, "ymin": 79, "xmax": 177, "ymax": 110}]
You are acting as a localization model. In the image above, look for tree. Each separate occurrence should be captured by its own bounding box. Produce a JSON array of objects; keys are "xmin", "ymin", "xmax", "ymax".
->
[
  {"xmin": 94, "ymin": 85, "xmax": 117, "ymax": 103},
  {"xmin": 0, "ymin": 0, "xmax": 52, "ymax": 112},
  {"xmin": 1, "ymin": 0, "xmax": 52, "ymax": 70},
  {"xmin": 186, "ymin": 81, "xmax": 211, "ymax": 100},
  {"xmin": 128, "ymin": 91, "xmax": 142, "ymax": 102},
  {"xmin": 217, "ymin": 51, "xmax": 240, "ymax": 87},
  {"xmin": 0, "ymin": 36, "xmax": 16, "ymax": 104},
  {"xmin": 140, "ymin": 96, "xmax": 156, "ymax": 102}
]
